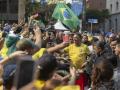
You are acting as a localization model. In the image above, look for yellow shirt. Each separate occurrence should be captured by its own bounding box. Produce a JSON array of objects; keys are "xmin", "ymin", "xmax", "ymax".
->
[
  {"xmin": 34, "ymin": 80, "xmax": 80, "ymax": 90},
  {"xmin": 34, "ymin": 80, "xmax": 45, "ymax": 89},
  {"xmin": 0, "ymin": 43, "xmax": 8, "ymax": 58},
  {"xmin": 64, "ymin": 43, "xmax": 89, "ymax": 69},
  {"xmin": 32, "ymin": 48, "xmax": 47, "ymax": 60},
  {"xmin": 0, "ymin": 85, "xmax": 3, "ymax": 90},
  {"xmin": 55, "ymin": 86, "xmax": 80, "ymax": 90}
]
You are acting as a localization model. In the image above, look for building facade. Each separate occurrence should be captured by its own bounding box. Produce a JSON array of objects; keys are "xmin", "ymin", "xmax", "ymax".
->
[
  {"xmin": 105, "ymin": 0, "xmax": 120, "ymax": 32},
  {"xmin": 0, "ymin": 0, "xmax": 26, "ymax": 23},
  {"xmin": 87, "ymin": 0, "xmax": 106, "ymax": 11}
]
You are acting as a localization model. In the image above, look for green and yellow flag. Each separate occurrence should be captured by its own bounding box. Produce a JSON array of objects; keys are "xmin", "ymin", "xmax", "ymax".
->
[{"xmin": 52, "ymin": 3, "xmax": 80, "ymax": 30}]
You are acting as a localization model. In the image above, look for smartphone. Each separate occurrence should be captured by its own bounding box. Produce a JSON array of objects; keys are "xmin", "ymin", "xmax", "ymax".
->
[
  {"xmin": 63, "ymin": 35, "xmax": 69, "ymax": 42},
  {"xmin": 14, "ymin": 57, "xmax": 35, "ymax": 89}
]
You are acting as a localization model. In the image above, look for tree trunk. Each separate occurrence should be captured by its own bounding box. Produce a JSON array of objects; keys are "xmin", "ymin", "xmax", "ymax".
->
[{"xmin": 18, "ymin": 0, "xmax": 26, "ymax": 23}]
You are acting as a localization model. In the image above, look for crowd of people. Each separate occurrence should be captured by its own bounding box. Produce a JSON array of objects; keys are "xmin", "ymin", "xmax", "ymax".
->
[{"xmin": 0, "ymin": 14, "xmax": 120, "ymax": 90}]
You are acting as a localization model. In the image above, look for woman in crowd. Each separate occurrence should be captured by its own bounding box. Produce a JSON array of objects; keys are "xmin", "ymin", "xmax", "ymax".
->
[{"xmin": 91, "ymin": 57, "xmax": 115, "ymax": 90}]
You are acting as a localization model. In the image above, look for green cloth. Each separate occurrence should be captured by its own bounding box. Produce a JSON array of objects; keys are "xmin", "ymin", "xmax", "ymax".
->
[
  {"xmin": 6, "ymin": 35, "xmax": 19, "ymax": 48},
  {"xmin": 5, "ymin": 35, "xmax": 19, "ymax": 55},
  {"xmin": 7, "ymin": 44, "xmax": 17, "ymax": 56},
  {"xmin": 52, "ymin": 3, "xmax": 80, "ymax": 30}
]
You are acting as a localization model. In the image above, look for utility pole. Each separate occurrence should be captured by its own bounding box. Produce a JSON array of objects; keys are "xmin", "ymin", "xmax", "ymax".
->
[{"xmin": 82, "ymin": 0, "xmax": 86, "ymax": 31}]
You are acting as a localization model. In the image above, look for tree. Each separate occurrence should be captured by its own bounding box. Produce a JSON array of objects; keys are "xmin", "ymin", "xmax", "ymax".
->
[
  {"xmin": 25, "ymin": 2, "xmax": 41, "ymax": 16},
  {"xmin": 86, "ymin": 9, "xmax": 110, "ymax": 23}
]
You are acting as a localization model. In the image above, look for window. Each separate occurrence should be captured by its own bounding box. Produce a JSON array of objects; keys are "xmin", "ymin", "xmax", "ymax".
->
[
  {"xmin": 9, "ymin": 0, "xmax": 18, "ymax": 13},
  {"xmin": 0, "ymin": 0, "xmax": 7, "ymax": 13},
  {"xmin": 116, "ymin": 1, "xmax": 119, "ymax": 10},
  {"xmin": 110, "ymin": 4, "xmax": 112, "ymax": 12}
]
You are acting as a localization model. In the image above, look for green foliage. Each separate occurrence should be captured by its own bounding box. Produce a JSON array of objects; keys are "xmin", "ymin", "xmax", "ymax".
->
[
  {"xmin": 25, "ymin": 2, "xmax": 41, "ymax": 16},
  {"xmin": 86, "ymin": 9, "xmax": 110, "ymax": 23}
]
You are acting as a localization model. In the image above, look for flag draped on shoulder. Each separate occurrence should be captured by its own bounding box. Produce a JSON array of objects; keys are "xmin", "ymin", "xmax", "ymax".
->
[{"xmin": 52, "ymin": 3, "xmax": 80, "ymax": 30}]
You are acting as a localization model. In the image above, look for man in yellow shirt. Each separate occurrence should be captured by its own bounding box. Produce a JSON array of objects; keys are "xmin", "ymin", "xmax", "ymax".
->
[
  {"xmin": 64, "ymin": 34, "xmax": 89, "ymax": 69},
  {"xmin": 32, "ymin": 48, "xmax": 47, "ymax": 60}
]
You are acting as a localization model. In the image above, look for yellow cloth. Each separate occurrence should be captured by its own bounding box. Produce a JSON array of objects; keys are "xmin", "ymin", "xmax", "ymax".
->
[
  {"xmin": 64, "ymin": 43, "xmax": 89, "ymax": 69},
  {"xmin": 55, "ymin": 86, "xmax": 80, "ymax": 90},
  {"xmin": 34, "ymin": 80, "xmax": 45, "ymax": 89},
  {"xmin": 88, "ymin": 35, "xmax": 93, "ymax": 42},
  {"xmin": 0, "ymin": 43, "xmax": 8, "ymax": 58},
  {"xmin": 0, "ymin": 85, "xmax": 3, "ymax": 90},
  {"xmin": 32, "ymin": 48, "xmax": 47, "ymax": 60},
  {"xmin": 34, "ymin": 80, "xmax": 80, "ymax": 90}
]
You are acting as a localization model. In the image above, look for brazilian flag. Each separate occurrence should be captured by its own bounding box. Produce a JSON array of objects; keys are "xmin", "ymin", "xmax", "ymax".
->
[{"xmin": 52, "ymin": 3, "xmax": 80, "ymax": 30}]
